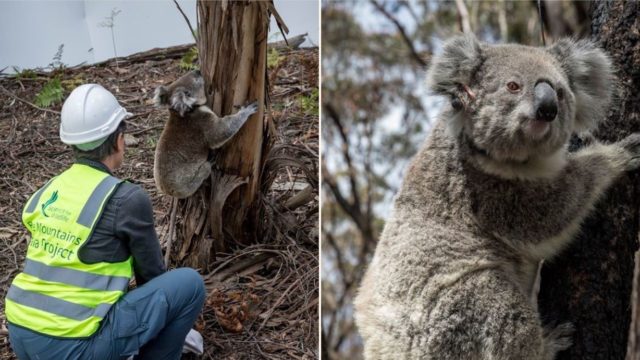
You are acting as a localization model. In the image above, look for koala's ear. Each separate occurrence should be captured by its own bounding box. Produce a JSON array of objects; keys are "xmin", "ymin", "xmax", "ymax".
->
[
  {"xmin": 547, "ymin": 39, "xmax": 615, "ymax": 132},
  {"xmin": 426, "ymin": 35, "xmax": 483, "ymax": 97},
  {"xmin": 153, "ymin": 86, "xmax": 169, "ymax": 107}
]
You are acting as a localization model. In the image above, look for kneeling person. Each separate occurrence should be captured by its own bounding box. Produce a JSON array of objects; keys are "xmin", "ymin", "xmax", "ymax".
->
[{"xmin": 5, "ymin": 84, "xmax": 205, "ymax": 360}]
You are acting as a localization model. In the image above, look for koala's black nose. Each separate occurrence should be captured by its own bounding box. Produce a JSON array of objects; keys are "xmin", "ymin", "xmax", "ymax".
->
[
  {"xmin": 534, "ymin": 82, "xmax": 558, "ymax": 122},
  {"xmin": 193, "ymin": 69, "xmax": 202, "ymax": 76}
]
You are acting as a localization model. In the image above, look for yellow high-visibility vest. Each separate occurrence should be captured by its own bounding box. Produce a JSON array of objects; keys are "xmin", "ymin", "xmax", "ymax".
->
[{"xmin": 5, "ymin": 163, "xmax": 133, "ymax": 338}]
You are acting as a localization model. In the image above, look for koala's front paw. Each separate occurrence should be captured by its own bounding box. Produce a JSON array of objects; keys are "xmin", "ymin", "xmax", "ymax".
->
[
  {"xmin": 619, "ymin": 133, "xmax": 640, "ymax": 170},
  {"xmin": 241, "ymin": 101, "xmax": 259, "ymax": 116},
  {"xmin": 620, "ymin": 133, "xmax": 640, "ymax": 152},
  {"xmin": 543, "ymin": 323, "xmax": 574, "ymax": 358}
]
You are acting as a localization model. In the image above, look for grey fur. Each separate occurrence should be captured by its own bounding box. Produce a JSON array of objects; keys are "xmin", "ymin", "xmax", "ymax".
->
[
  {"xmin": 153, "ymin": 71, "xmax": 257, "ymax": 198},
  {"xmin": 354, "ymin": 36, "xmax": 638, "ymax": 359},
  {"xmin": 547, "ymin": 39, "xmax": 615, "ymax": 132}
]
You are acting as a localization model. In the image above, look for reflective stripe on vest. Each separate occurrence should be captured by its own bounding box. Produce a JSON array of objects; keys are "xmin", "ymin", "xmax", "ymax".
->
[
  {"xmin": 21, "ymin": 258, "xmax": 131, "ymax": 292},
  {"xmin": 5, "ymin": 163, "xmax": 133, "ymax": 338},
  {"xmin": 7, "ymin": 286, "xmax": 113, "ymax": 321}
]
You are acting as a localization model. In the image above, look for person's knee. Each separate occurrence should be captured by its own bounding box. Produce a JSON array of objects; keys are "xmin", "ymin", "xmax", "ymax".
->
[{"xmin": 171, "ymin": 267, "xmax": 205, "ymax": 304}]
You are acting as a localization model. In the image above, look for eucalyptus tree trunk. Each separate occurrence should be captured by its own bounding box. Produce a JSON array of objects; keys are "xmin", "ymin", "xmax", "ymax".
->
[
  {"xmin": 172, "ymin": 0, "xmax": 273, "ymax": 270},
  {"xmin": 538, "ymin": 2, "xmax": 640, "ymax": 359}
]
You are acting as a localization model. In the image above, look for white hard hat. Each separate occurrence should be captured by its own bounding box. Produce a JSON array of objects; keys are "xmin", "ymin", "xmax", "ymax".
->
[{"xmin": 60, "ymin": 84, "xmax": 132, "ymax": 150}]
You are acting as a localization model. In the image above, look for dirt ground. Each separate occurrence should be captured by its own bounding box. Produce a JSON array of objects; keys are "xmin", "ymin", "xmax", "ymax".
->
[{"xmin": 0, "ymin": 45, "xmax": 318, "ymax": 359}]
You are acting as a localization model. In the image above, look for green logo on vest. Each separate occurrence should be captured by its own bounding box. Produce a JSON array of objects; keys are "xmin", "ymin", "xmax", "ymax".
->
[{"xmin": 41, "ymin": 190, "xmax": 59, "ymax": 217}]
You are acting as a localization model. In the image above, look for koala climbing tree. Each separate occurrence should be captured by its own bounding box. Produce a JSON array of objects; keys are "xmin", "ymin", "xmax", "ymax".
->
[
  {"xmin": 153, "ymin": 70, "xmax": 258, "ymax": 199},
  {"xmin": 354, "ymin": 30, "xmax": 640, "ymax": 359},
  {"xmin": 164, "ymin": 1, "xmax": 283, "ymax": 270}
]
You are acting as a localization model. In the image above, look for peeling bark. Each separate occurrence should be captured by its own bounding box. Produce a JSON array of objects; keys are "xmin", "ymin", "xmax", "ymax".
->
[{"xmin": 172, "ymin": 1, "xmax": 272, "ymax": 270}]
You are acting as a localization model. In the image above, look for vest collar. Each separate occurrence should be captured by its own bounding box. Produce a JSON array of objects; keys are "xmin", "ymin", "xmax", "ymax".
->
[{"xmin": 75, "ymin": 158, "xmax": 113, "ymax": 176}]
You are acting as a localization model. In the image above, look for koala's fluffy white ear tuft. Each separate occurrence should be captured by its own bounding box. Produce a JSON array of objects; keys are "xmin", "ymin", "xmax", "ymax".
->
[
  {"xmin": 171, "ymin": 92, "xmax": 197, "ymax": 117},
  {"xmin": 426, "ymin": 35, "xmax": 483, "ymax": 97},
  {"xmin": 547, "ymin": 39, "xmax": 615, "ymax": 132},
  {"xmin": 154, "ymin": 86, "xmax": 169, "ymax": 107}
]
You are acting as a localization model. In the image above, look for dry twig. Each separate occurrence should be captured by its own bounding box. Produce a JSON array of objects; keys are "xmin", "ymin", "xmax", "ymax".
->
[{"xmin": 0, "ymin": 84, "xmax": 60, "ymax": 115}]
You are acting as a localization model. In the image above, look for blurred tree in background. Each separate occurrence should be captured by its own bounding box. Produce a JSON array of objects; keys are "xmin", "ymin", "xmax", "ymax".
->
[{"xmin": 321, "ymin": 1, "xmax": 589, "ymax": 358}]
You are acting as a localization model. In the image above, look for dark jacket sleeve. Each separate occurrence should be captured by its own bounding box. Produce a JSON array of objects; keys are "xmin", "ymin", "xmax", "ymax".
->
[{"xmin": 113, "ymin": 185, "xmax": 166, "ymax": 285}]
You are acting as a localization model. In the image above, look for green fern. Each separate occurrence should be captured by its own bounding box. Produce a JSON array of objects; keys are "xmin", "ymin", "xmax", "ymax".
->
[
  {"xmin": 179, "ymin": 46, "xmax": 199, "ymax": 70},
  {"xmin": 299, "ymin": 89, "xmax": 319, "ymax": 115},
  {"xmin": 35, "ymin": 78, "xmax": 64, "ymax": 108},
  {"xmin": 267, "ymin": 48, "xmax": 284, "ymax": 69},
  {"xmin": 13, "ymin": 67, "xmax": 37, "ymax": 80}
]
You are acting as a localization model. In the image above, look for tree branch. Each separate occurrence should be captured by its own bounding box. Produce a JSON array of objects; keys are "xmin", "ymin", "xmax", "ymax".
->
[
  {"xmin": 173, "ymin": 0, "xmax": 197, "ymax": 42},
  {"xmin": 323, "ymin": 229, "xmax": 350, "ymax": 348},
  {"xmin": 321, "ymin": 160, "xmax": 359, "ymax": 225},
  {"xmin": 455, "ymin": 0, "xmax": 472, "ymax": 34},
  {"xmin": 498, "ymin": 0, "xmax": 508, "ymax": 40},
  {"xmin": 323, "ymin": 102, "xmax": 363, "ymax": 214},
  {"xmin": 370, "ymin": 0, "xmax": 428, "ymax": 67}
]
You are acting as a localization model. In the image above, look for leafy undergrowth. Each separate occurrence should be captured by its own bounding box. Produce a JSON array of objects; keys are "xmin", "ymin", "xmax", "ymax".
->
[{"xmin": 0, "ymin": 45, "xmax": 318, "ymax": 359}]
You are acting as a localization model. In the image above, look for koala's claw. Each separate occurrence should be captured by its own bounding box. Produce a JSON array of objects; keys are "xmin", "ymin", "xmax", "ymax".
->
[
  {"xmin": 543, "ymin": 323, "xmax": 574, "ymax": 357},
  {"xmin": 620, "ymin": 133, "xmax": 640, "ymax": 153},
  {"xmin": 618, "ymin": 133, "xmax": 640, "ymax": 170},
  {"xmin": 242, "ymin": 101, "xmax": 259, "ymax": 115},
  {"xmin": 627, "ymin": 157, "xmax": 640, "ymax": 171}
]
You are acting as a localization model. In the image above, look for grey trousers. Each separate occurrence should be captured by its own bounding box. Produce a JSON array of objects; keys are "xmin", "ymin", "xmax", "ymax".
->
[{"xmin": 8, "ymin": 268, "xmax": 206, "ymax": 360}]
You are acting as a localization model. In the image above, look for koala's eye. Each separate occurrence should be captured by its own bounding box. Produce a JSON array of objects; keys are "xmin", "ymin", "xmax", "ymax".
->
[
  {"xmin": 506, "ymin": 82, "xmax": 521, "ymax": 93},
  {"xmin": 557, "ymin": 87, "xmax": 564, "ymax": 100}
]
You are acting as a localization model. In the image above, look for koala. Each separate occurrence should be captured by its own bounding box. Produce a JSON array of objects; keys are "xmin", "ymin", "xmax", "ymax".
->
[
  {"xmin": 354, "ymin": 35, "xmax": 640, "ymax": 360},
  {"xmin": 153, "ymin": 70, "xmax": 258, "ymax": 198}
]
